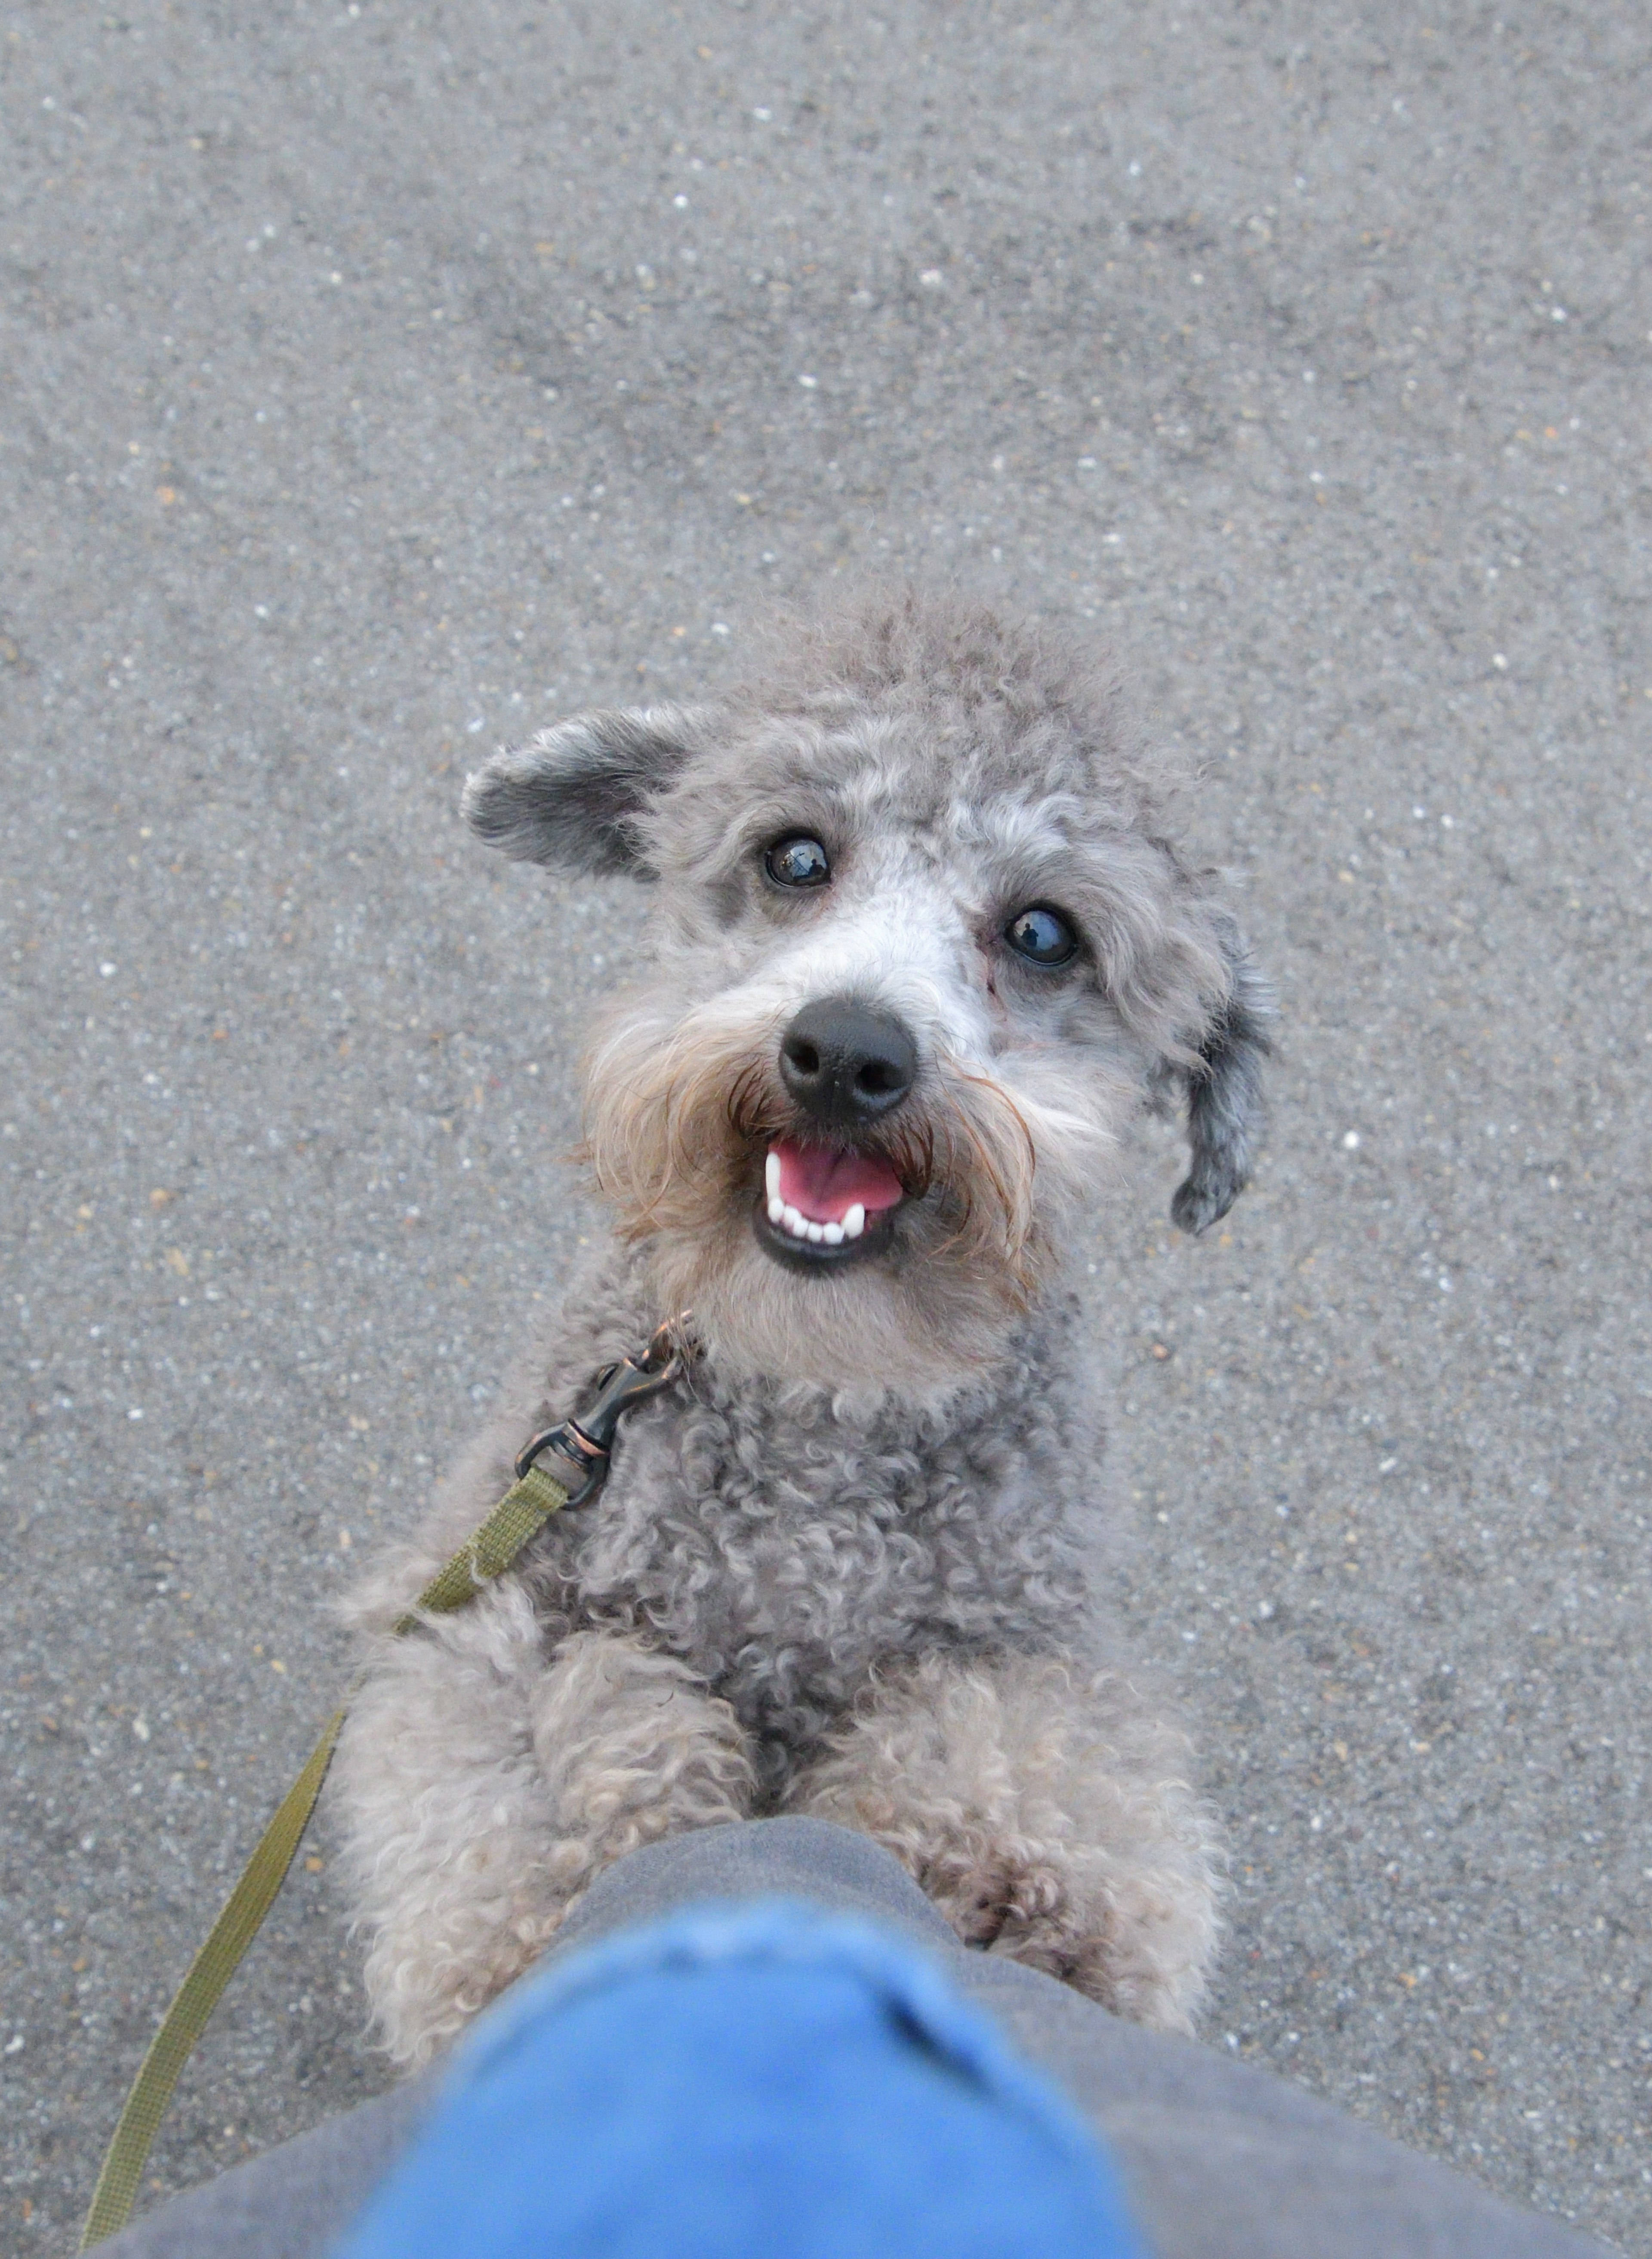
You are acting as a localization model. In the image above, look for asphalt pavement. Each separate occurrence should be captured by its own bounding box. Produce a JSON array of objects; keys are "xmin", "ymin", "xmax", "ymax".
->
[{"xmin": 2, "ymin": 2, "xmax": 1649, "ymax": 2251}]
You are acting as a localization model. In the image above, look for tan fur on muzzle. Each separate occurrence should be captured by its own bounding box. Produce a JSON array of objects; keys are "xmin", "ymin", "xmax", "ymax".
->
[{"xmin": 579, "ymin": 1000, "xmax": 1050, "ymax": 1299}]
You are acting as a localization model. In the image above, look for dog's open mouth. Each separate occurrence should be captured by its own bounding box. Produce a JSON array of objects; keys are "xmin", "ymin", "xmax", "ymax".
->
[{"xmin": 754, "ymin": 1139, "xmax": 905, "ymax": 1267}]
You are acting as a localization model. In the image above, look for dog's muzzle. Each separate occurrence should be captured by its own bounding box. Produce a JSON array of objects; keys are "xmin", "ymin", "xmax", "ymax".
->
[{"xmin": 757, "ymin": 997, "xmax": 916, "ymax": 1270}]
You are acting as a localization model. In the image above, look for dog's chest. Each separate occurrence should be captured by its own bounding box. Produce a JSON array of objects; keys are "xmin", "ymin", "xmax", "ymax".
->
[{"xmin": 549, "ymin": 1375, "xmax": 1096, "ymax": 1734}]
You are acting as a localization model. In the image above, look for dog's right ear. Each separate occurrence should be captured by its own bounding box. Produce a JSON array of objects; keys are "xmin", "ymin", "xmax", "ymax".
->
[
  {"xmin": 1169, "ymin": 921, "xmax": 1274, "ymax": 1237},
  {"xmin": 461, "ymin": 705, "xmax": 705, "ymax": 879}
]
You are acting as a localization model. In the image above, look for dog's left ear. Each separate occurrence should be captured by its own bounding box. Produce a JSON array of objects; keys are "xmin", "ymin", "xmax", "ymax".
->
[
  {"xmin": 1170, "ymin": 920, "xmax": 1274, "ymax": 1236},
  {"xmin": 461, "ymin": 705, "xmax": 706, "ymax": 878}
]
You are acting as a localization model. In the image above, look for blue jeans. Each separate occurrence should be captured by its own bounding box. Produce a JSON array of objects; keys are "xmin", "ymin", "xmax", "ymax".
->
[{"xmin": 335, "ymin": 1897, "xmax": 1147, "ymax": 2258}]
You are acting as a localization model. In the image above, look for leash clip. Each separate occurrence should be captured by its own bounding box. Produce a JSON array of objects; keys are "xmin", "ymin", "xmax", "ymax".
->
[{"xmin": 513, "ymin": 1316, "xmax": 690, "ymax": 1504}]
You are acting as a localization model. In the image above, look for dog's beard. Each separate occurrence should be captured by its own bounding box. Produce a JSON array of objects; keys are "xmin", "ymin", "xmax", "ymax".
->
[{"xmin": 579, "ymin": 995, "xmax": 1123, "ymax": 1400}]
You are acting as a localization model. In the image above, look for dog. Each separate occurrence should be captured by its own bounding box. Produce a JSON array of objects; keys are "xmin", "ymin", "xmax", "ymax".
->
[{"xmin": 333, "ymin": 592, "xmax": 1271, "ymax": 2069}]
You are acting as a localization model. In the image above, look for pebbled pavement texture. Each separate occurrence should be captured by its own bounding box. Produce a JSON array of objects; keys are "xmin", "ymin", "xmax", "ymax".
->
[{"xmin": 2, "ymin": 2, "xmax": 1648, "ymax": 2251}]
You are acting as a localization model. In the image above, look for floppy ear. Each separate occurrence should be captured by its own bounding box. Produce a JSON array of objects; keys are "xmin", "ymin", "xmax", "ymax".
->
[
  {"xmin": 1170, "ymin": 922, "xmax": 1274, "ymax": 1236},
  {"xmin": 461, "ymin": 705, "xmax": 706, "ymax": 878}
]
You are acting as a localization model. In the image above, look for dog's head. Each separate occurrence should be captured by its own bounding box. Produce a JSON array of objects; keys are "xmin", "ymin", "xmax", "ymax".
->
[{"xmin": 465, "ymin": 596, "xmax": 1270, "ymax": 1398}]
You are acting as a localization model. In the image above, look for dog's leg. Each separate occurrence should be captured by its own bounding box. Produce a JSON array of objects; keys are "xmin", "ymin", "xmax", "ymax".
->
[
  {"xmin": 527, "ymin": 1623, "xmax": 756, "ymax": 1889},
  {"xmin": 785, "ymin": 1651, "xmax": 1220, "ymax": 2031},
  {"xmin": 333, "ymin": 1591, "xmax": 753, "ymax": 2068}
]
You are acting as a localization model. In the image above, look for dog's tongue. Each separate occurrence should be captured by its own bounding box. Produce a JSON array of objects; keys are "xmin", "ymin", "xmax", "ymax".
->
[{"xmin": 771, "ymin": 1140, "xmax": 904, "ymax": 1224}]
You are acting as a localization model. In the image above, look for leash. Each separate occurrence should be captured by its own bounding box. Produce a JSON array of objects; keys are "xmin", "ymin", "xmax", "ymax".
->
[{"xmin": 80, "ymin": 1319, "xmax": 689, "ymax": 2250}]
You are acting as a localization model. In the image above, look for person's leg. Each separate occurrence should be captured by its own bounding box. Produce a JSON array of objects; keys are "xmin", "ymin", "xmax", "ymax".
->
[
  {"xmin": 335, "ymin": 1895, "xmax": 1147, "ymax": 2259},
  {"xmin": 89, "ymin": 2077, "xmax": 439, "ymax": 2259},
  {"xmin": 96, "ymin": 1818, "xmax": 1612, "ymax": 2259}
]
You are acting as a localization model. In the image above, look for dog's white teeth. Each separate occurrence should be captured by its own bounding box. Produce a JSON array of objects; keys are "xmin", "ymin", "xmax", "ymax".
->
[
  {"xmin": 771, "ymin": 1193, "xmax": 862, "ymax": 1246},
  {"xmin": 764, "ymin": 1152, "xmax": 781, "ymax": 1201}
]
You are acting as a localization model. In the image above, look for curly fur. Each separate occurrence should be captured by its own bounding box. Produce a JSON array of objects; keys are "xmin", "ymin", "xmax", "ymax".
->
[
  {"xmin": 334, "ymin": 591, "xmax": 1269, "ymax": 2066},
  {"xmin": 789, "ymin": 1652, "xmax": 1221, "ymax": 2028}
]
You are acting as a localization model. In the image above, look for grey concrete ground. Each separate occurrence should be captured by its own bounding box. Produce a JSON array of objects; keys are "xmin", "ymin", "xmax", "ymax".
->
[{"xmin": 1, "ymin": 1, "xmax": 1648, "ymax": 2251}]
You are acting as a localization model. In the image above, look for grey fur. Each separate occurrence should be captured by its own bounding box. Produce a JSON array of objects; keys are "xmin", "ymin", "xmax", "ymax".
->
[
  {"xmin": 1168, "ymin": 918, "xmax": 1274, "ymax": 1236},
  {"xmin": 335, "ymin": 592, "xmax": 1269, "ymax": 2066},
  {"xmin": 459, "ymin": 703, "xmax": 707, "ymax": 877}
]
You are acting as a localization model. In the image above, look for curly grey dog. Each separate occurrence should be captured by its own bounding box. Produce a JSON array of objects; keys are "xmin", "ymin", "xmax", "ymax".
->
[{"xmin": 333, "ymin": 592, "xmax": 1271, "ymax": 2068}]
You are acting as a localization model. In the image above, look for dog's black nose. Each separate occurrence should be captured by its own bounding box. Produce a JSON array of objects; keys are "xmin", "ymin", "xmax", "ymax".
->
[{"xmin": 779, "ymin": 998, "xmax": 917, "ymax": 1128}]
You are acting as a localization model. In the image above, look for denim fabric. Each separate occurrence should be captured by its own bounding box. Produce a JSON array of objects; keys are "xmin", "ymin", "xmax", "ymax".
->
[{"xmin": 332, "ymin": 1898, "xmax": 1148, "ymax": 2259}]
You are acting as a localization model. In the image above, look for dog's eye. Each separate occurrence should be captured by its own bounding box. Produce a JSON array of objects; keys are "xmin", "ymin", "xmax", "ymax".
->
[
  {"xmin": 1004, "ymin": 906, "xmax": 1078, "ymax": 966},
  {"xmin": 765, "ymin": 835, "xmax": 831, "ymax": 889}
]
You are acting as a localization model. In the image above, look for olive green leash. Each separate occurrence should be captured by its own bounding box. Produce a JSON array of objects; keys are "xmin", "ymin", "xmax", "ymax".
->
[{"xmin": 81, "ymin": 1323, "xmax": 687, "ymax": 2250}]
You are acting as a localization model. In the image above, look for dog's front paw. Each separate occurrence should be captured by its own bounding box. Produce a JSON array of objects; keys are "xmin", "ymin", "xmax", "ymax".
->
[
  {"xmin": 924, "ymin": 1843, "xmax": 1067, "ymax": 1951},
  {"xmin": 786, "ymin": 1653, "xmax": 1221, "ymax": 2030},
  {"xmin": 921, "ymin": 1832, "xmax": 1213, "ymax": 2033}
]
